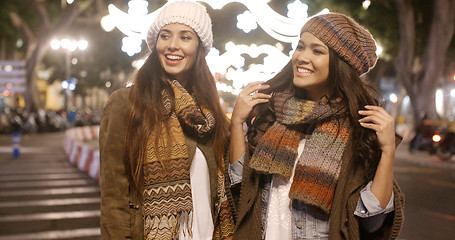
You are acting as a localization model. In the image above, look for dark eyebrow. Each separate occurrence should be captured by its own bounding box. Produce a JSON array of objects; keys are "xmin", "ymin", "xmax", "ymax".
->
[
  {"xmin": 298, "ymin": 40, "xmax": 328, "ymax": 51},
  {"xmin": 159, "ymin": 28, "xmax": 196, "ymax": 36},
  {"xmin": 159, "ymin": 29, "xmax": 171, "ymax": 34},
  {"xmin": 179, "ymin": 30, "xmax": 196, "ymax": 35}
]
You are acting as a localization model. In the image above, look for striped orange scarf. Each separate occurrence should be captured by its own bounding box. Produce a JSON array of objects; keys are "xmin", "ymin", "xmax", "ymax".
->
[
  {"xmin": 250, "ymin": 92, "xmax": 351, "ymax": 214},
  {"xmin": 143, "ymin": 80, "xmax": 215, "ymax": 239}
]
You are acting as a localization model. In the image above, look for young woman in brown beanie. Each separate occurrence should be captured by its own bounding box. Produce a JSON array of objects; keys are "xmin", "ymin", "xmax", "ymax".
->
[
  {"xmin": 229, "ymin": 13, "xmax": 404, "ymax": 239},
  {"xmin": 99, "ymin": 1, "xmax": 235, "ymax": 239}
]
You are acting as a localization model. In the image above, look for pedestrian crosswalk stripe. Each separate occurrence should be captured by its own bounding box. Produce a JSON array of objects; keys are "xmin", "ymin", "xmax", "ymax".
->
[
  {"xmin": 0, "ymin": 179, "xmax": 94, "ymax": 188},
  {"xmin": 0, "ymin": 227, "xmax": 100, "ymax": 240},
  {"xmin": 0, "ymin": 210, "xmax": 100, "ymax": 222},
  {"xmin": 0, "ymin": 173, "xmax": 87, "ymax": 181},
  {"xmin": 0, "ymin": 197, "xmax": 100, "ymax": 207},
  {"xmin": 0, "ymin": 186, "xmax": 100, "ymax": 197},
  {"xmin": 0, "ymin": 168, "xmax": 79, "ymax": 175}
]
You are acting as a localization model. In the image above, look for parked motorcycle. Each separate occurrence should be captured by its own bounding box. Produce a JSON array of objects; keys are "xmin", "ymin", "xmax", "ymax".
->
[{"xmin": 431, "ymin": 130, "xmax": 455, "ymax": 161}]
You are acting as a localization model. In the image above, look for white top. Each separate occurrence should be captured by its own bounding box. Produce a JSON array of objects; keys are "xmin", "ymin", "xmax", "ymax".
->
[
  {"xmin": 265, "ymin": 138, "xmax": 306, "ymax": 240},
  {"xmin": 179, "ymin": 147, "xmax": 214, "ymax": 240}
]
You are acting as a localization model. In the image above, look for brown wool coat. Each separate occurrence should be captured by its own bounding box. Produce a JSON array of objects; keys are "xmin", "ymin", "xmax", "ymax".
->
[
  {"xmin": 233, "ymin": 123, "xmax": 405, "ymax": 240},
  {"xmin": 99, "ymin": 88, "xmax": 223, "ymax": 239}
]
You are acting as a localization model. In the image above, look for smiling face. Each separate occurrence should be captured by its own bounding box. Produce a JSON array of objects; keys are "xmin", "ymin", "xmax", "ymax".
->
[
  {"xmin": 291, "ymin": 32, "xmax": 330, "ymax": 101},
  {"xmin": 156, "ymin": 23, "xmax": 200, "ymax": 86}
]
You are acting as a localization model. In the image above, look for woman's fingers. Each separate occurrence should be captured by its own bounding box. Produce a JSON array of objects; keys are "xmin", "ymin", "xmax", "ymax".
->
[
  {"xmin": 359, "ymin": 106, "xmax": 390, "ymax": 120},
  {"xmin": 242, "ymin": 81, "xmax": 269, "ymax": 96},
  {"xmin": 359, "ymin": 106, "xmax": 393, "ymax": 124},
  {"xmin": 231, "ymin": 82, "xmax": 271, "ymax": 125},
  {"xmin": 250, "ymin": 92, "xmax": 272, "ymax": 101},
  {"xmin": 358, "ymin": 105, "xmax": 395, "ymax": 152}
]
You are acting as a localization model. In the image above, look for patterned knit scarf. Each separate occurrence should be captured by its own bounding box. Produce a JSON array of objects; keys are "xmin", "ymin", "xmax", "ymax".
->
[
  {"xmin": 143, "ymin": 80, "xmax": 215, "ymax": 239},
  {"xmin": 250, "ymin": 92, "xmax": 351, "ymax": 214}
]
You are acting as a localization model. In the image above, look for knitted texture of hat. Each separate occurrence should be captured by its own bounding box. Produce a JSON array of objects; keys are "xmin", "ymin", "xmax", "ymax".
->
[
  {"xmin": 146, "ymin": 1, "xmax": 213, "ymax": 55},
  {"xmin": 301, "ymin": 13, "xmax": 377, "ymax": 76}
]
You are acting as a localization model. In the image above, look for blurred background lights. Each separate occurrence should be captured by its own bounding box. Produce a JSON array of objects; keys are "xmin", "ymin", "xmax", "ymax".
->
[
  {"xmin": 78, "ymin": 40, "xmax": 88, "ymax": 51},
  {"xmin": 236, "ymin": 11, "xmax": 257, "ymax": 33},
  {"xmin": 80, "ymin": 70, "xmax": 87, "ymax": 78},
  {"xmin": 128, "ymin": 0, "xmax": 149, "ymax": 15},
  {"xmin": 61, "ymin": 39, "xmax": 70, "ymax": 49},
  {"xmin": 16, "ymin": 39, "xmax": 23, "ymax": 48},
  {"xmin": 121, "ymin": 36, "xmax": 142, "ymax": 56},
  {"xmin": 101, "ymin": 15, "xmax": 116, "ymax": 32},
  {"xmin": 275, "ymin": 42, "xmax": 284, "ymax": 51},
  {"xmin": 50, "ymin": 39, "xmax": 61, "ymax": 50},
  {"xmin": 62, "ymin": 81, "xmax": 69, "ymax": 89},
  {"xmin": 287, "ymin": 0, "xmax": 308, "ymax": 19},
  {"xmin": 389, "ymin": 93, "xmax": 398, "ymax": 103},
  {"xmin": 435, "ymin": 89, "xmax": 444, "ymax": 116},
  {"xmin": 104, "ymin": 0, "xmax": 320, "ymax": 52},
  {"xmin": 51, "ymin": 38, "xmax": 87, "ymax": 51},
  {"xmin": 68, "ymin": 41, "xmax": 78, "ymax": 52},
  {"xmin": 376, "ymin": 43, "xmax": 383, "ymax": 56},
  {"xmin": 4, "ymin": 65, "xmax": 13, "ymax": 72},
  {"xmin": 362, "ymin": 0, "xmax": 371, "ymax": 10},
  {"xmin": 69, "ymin": 82, "xmax": 76, "ymax": 91},
  {"xmin": 132, "ymin": 59, "xmax": 145, "ymax": 69},
  {"xmin": 103, "ymin": 0, "xmax": 330, "ymax": 94}
]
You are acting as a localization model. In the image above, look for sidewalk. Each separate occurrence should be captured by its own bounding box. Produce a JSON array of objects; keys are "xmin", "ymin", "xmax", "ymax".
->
[{"xmin": 395, "ymin": 143, "xmax": 455, "ymax": 170}]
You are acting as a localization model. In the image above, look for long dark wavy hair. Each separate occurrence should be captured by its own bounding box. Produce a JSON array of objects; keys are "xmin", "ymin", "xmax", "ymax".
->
[
  {"xmin": 123, "ymin": 39, "xmax": 229, "ymax": 195},
  {"xmin": 247, "ymin": 50, "xmax": 383, "ymax": 179}
]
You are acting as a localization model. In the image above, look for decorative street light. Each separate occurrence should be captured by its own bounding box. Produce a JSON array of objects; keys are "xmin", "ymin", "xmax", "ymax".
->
[{"xmin": 50, "ymin": 38, "xmax": 88, "ymax": 113}]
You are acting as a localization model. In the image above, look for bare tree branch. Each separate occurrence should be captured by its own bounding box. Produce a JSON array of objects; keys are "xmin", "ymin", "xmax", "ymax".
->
[
  {"xmin": 421, "ymin": 0, "xmax": 455, "ymax": 87},
  {"xmin": 74, "ymin": 0, "xmax": 108, "ymax": 24},
  {"xmin": 9, "ymin": 12, "xmax": 37, "ymax": 60},
  {"xmin": 8, "ymin": 12, "xmax": 36, "ymax": 43},
  {"xmin": 96, "ymin": 0, "xmax": 108, "ymax": 14},
  {"xmin": 394, "ymin": 0, "xmax": 415, "ymax": 95},
  {"xmin": 52, "ymin": 0, "xmax": 95, "ymax": 36},
  {"xmin": 31, "ymin": 0, "xmax": 51, "ymax": 32}
]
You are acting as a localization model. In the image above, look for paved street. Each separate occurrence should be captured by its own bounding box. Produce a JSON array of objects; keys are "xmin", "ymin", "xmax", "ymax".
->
[
  {"xmin": 0, "ymin": 131, "xmax": 454, "ymax": 239},
  {"xmin": 394, "ymin": 145, "xmax": 455, "ymax": 240},
  {"xmin": 0, "ymin": 132, "xmax": 100, "ymax": 240}
]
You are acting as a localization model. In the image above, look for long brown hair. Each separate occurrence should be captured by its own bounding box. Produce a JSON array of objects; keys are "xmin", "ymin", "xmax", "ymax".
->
[
  {"xmin": 123, "ymin": 39, "xmax": 229, "ymax": 195},
  {"xmin": 247, "ymin": 50, "xmax": 382, "ymax": 179}
]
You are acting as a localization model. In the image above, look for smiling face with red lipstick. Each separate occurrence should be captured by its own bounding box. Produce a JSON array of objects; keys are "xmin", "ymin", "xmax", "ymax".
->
[
  {"xmin": 291, "ymin": 32, "xmax": 330, "ymax": 101},
  {"xmin": 156, "ymin": 23, "xmax": 199, "ymax": 86}
]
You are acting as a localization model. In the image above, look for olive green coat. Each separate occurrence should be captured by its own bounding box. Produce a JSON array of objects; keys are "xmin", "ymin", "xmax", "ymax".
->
[{"xmin": 99, "ymin": 88, "xmax": 220, "ymax": 239}]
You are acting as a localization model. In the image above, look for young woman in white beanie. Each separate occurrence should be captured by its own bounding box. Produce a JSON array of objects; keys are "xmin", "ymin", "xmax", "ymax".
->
[{"xmin": 99, "ymin": 1, "xmax": 235, "ymax": 239}]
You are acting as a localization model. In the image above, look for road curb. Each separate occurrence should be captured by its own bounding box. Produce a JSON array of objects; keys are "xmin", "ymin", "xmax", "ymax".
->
[{"xmin": 395, "ymin": 144, "xmax": 455, "ymax": 170}]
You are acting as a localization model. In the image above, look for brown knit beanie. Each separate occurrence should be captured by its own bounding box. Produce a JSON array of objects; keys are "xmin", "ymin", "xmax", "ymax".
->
[{"xmin": 301, "ymin": 13, "xmax": 377, "ymax": 76}]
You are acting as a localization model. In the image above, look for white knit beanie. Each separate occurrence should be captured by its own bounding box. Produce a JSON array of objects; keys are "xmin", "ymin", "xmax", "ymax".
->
[{"xmin": 146, "ymin": 1, "xmax": 213, "ymax": 56}]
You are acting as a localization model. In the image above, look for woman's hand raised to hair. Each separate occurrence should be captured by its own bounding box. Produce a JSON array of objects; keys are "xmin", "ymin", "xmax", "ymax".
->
[
  {"xmin": 358, "ymin": 105, "xmax": 396, "ymax": 209},
  {"xmin": 229, "ymin": 81, "xmax": 270, "ymax": 164},
  {"xmin": 358, "ymin": 105, "xmax": 396, "ymax": 155},
  {"xmin": 230, "ymin": 81, "xmax": 271, "ymax": 126}
]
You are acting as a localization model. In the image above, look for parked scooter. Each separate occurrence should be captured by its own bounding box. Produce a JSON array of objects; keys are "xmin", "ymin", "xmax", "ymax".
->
[{"xmin": 431, "ymin": 130, "xmax": 455, "ymax": 161}]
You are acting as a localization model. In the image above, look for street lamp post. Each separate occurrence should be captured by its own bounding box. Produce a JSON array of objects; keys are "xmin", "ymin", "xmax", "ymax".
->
[
  {"xmin": 50, "ymin": 38, "xmax": 88, "ymax": 113},
  {"xmin": 64, "ymin": 49, "xmax": 70, "ymax": 113}
]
